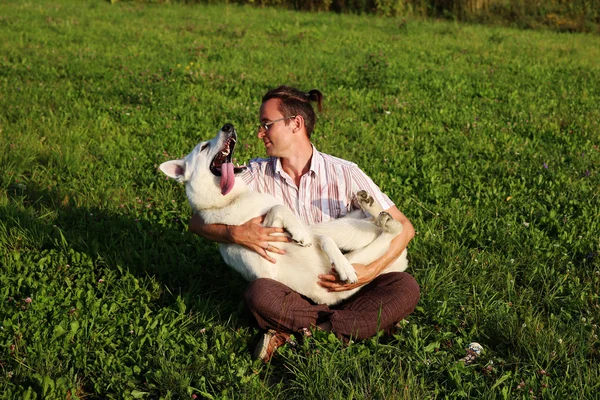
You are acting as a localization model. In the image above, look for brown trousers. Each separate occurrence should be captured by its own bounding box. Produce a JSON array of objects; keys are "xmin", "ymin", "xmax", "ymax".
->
[{"xmin": 244, "ymin": 272, "xmax": 420, "ymax": 340}]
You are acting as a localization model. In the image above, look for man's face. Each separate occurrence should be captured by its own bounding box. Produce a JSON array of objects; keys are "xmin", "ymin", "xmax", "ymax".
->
[{"xmin": 257, "ymin": 98, "xmax": 295, "ymax": 157}]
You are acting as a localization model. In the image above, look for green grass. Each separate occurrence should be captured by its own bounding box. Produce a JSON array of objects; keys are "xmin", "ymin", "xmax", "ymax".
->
[{"xmin": 1, "ymin": 0, "xmax": 599, "ymax": 398}]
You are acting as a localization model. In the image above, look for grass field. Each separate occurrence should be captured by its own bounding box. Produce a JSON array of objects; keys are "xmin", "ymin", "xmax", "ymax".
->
[{"xmin": 1, "ymin": 0, "xmax": 599, "ymax": 398}]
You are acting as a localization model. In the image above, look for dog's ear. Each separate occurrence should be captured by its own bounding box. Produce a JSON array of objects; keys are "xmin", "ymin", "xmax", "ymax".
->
[{"xmin": 159, "ymin": 160, "xmax": 186, "ymax": 182}]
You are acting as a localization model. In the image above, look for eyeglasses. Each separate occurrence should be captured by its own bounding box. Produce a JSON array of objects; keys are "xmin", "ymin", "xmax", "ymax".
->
[{"xmin": 257, "ymin": 116, "xmax": 296, "ymax": 133}]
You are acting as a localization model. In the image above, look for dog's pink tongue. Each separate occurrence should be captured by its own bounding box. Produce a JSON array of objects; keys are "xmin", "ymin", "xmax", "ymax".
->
[{"xmin": 220, "ymin": 162, "xmax": 235, "ymax": 195}]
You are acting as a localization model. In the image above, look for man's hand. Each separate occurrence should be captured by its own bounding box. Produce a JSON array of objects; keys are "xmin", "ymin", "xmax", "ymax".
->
[
  {"xmin": 228, "ymin": 215, "xmax": 291, "ymax": 264},
  {"xmin": 317, "ymin": 263, "xmax": 376, "ymax": 292},
  {"xmin": 317, "ymin": 207, "xmax": 414, "ymax": 292}
]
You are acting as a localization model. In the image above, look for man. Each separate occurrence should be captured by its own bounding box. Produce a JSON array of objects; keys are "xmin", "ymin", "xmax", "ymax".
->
[{"xmin": 189, "ymin": 86, "xmax": 420, "ymax": 362}]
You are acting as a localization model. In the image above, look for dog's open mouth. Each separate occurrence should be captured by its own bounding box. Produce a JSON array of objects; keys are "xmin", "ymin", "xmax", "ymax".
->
[{"xmin": 210, "ymin": 129, "xmax": 246, "ymax": 195}]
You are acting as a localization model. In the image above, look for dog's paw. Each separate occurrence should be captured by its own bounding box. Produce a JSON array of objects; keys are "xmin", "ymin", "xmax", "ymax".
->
[
  {"xmin": 357, "ymin": 190, "xmax": 384, "ymax": 217},
  {"xmin": 332, "ymin": 254, "xmax": 358, "ymax": 283},
  {"xmin": 333, "ymin": 259, "xmax": 358, "ymax": 284},
  {"xmin": 292, "ymin": 237, "xmax": 313, "ymax": 247},
  {"xmin": 289, "ymin": 229, "xmax": 313, "ymax": 247},
  {"xmin": 344, "ymin": 269, "xmax": 359, "ymax": 284},
  {"xmin": 376, "ymin": 211, "xmax": 403, "ymax": 234},
  {"xmin": 356, "ymin": 190, "xmax": 374, "ymax": 208}
]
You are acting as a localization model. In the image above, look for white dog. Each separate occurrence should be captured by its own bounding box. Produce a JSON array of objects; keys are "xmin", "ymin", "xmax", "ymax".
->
[{"xmin": 159, "ymin": 124, "xmax": 408, "ymax": 305}]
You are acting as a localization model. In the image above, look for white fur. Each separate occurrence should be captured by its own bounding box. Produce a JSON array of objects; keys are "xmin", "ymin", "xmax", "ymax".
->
[{"xmin": 160, "ymin": 128, "xmax": 408, "ymax": 305}]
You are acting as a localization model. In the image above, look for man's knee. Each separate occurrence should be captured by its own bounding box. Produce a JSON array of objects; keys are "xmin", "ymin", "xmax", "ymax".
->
[
  {"xmin": 391, "ymin": 272, "xmax": 420, "ymax": 318},
  {"xmin": 392, "ymin": 271, "xmax": 420, "ymax": 304},
  {"xmin": 375, "ymin": 271, "xmax": 420, "ymax": 313}
]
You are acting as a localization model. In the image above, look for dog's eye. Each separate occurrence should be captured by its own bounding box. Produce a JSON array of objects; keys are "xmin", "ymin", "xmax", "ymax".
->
[{"xmin": 201, "ymin": 143, "xmax": 209, "ymax": 151}]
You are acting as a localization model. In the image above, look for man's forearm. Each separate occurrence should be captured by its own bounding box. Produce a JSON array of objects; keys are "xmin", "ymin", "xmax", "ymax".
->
[
  {"xmin": 188, "ymin": 212, "xmax": 234, "ymax": 244},
  {"xmin": 365, "ymin": 215, "xmax": 415, "ymax": 276},
  {"xmin": 188, "ymin": 212, "xmax": 289, "ymax": 263},
  {"xmin": 367, "ymin": 228, "xmax": 411, "ymax": 274}
]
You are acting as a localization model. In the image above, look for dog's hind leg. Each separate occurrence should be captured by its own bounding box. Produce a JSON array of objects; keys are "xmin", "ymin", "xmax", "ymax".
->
[
  {"xmin": 263, "ymin": 205, "xmax": 313, "ymax": 247},
  {"xmin": 357, "ymin": 191, "xmax": 403, "ymax": 235},
  {"xmin": 315, "ymin": 234, "xmax": 358, "ymax": 283},
  {"xmin": 375, "ymin": 211, "xmax": 403, "ymax": 235},
  {"xmin": 356, "ymin": 190, "xmax": 384, "ymax": 217}
]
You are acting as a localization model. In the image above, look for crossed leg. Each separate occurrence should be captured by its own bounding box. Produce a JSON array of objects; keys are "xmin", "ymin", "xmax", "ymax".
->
[{"xmin": 244, "ymin": 272, "xmax": 420, "ymax": 340}]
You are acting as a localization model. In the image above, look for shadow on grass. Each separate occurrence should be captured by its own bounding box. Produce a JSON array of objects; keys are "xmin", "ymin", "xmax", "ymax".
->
[{"xmin": 1, "ymin": 181, "xmax": 252, "ymax": 329}]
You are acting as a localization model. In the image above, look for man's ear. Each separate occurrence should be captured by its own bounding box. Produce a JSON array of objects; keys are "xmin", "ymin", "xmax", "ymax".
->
[
  {"xmin": 159, "ymin": 160, "xmax": 186, "ymax": 182},
  {"xmin": 292, "ymin": 115, "xmax": 305, "ymax": 132}
]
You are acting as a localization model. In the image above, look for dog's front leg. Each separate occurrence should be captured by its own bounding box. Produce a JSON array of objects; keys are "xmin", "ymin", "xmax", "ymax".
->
[
  {"xmin": 263, "ymin": 205, "xmax": 313, "ymax": 247},
  {"xmin": 315, "ymin": 234, "xmax": 358, "ymax": 283}
]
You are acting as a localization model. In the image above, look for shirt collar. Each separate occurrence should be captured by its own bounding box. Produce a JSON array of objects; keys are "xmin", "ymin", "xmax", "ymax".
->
[{"xmin": 272, "ymin": 144, "xmax": 321, "ymax": 178}]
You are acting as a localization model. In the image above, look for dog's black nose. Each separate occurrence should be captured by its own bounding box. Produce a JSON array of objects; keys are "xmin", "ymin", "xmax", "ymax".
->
[{"xmin": 222, "ymin": 123, "xmax": 234, "ymax": 133}]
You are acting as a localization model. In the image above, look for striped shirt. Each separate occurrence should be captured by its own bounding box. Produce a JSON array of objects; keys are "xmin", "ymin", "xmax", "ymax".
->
[{"xmin": 240, "ymin": 145, "xmax": 394, "ymax": 225}]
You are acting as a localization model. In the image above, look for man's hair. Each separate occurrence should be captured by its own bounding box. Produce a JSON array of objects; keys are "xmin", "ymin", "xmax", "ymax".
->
[{"xmin": 262, "ymin": 86, "xmax": 323, "ymax": 138}]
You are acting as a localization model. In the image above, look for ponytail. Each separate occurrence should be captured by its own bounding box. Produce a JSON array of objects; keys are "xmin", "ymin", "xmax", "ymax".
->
[{"xmin": 307, "ymin": 89, "xmax": 323, "ymax": 112}]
